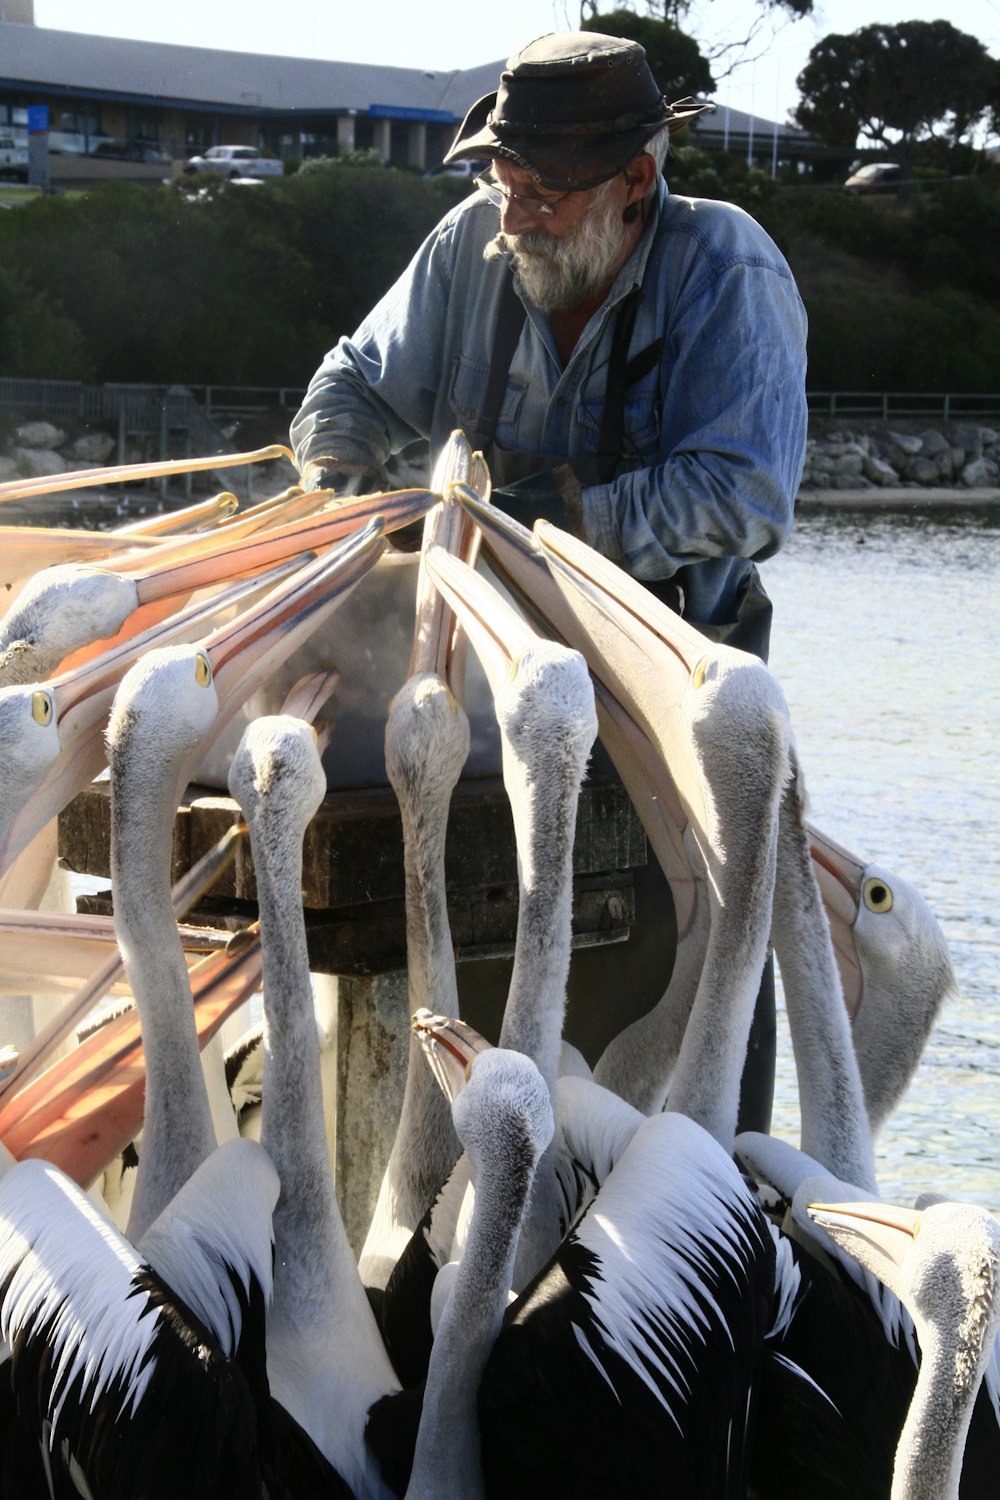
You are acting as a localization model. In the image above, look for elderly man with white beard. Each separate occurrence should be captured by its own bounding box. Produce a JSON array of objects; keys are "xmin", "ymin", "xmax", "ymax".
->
[{"xmin": 290, "ymin": 30, "xmax": 808, "ymax": 1130}]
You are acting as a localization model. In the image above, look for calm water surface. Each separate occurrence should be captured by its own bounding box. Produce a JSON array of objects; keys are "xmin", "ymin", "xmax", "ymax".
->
[{"xmin": 763, "ymin": 502, "xmax": 1000, "ymax": 1210}]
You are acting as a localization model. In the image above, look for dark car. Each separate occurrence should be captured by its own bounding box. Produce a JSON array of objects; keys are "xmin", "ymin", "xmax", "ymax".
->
[{"xmin": 844, "ymin": 162, "xmax": 902, "ymax": 194}]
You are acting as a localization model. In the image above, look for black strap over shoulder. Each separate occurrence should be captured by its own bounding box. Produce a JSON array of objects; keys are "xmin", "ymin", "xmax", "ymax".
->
[
  {"xmin": 474, "ymin": 270, "xmax": 662, "ymax": 481},
  {"xmin": 468, "ymin": 270, "xmax": 526, "ymax": 455}
]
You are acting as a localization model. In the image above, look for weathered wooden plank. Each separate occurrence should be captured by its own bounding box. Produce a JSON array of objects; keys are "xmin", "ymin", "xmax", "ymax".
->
[
  {"xmin": 59, "ymin": 773, "xmax": 647, "ymax": 913},
  {"xmin": 74, "ymin": 870, "xmax": 635, "ymax": 978}
]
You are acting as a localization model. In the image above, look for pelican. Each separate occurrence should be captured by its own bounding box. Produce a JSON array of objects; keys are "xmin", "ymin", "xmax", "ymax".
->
[
  {"xmin": 0, "ymin": 1139, "xmax": 282, "ymax": 1498},
  {"xmin": 0, "ymin": 513, "xmax": 391, "ymax": 881},
  {"xmin": 452, "ymin": 490, "xmax": 952, "ymax": 1136},
  {"xmin": 809, "ymin": 823, "xmax": 958, "ymax": 1133},
  {"xmin": 0, "ymin": 482, "xmax": 437, "ymax": 686},
  {"xmin": 100, "ymin": 522, "xmax": 385, "ymax": 1241},
  {"xmin": 449, "ymin": 493, "xmax": 789, "ymax": 1150},
  {"xmin": 360, "ymin": 434, "xmax": 483, "ymax": 1290},
  {"xmin": 0, "ymin": 1138, "xmax": 353, "ymax": 1496},
  {"xmin": 370, "ymin": 1046, "xmax": 554, "ymax": 1500},
  {"xmin": 368, "ymin": 1011, "xmax": 782, "ymax": 1500},
  {"xmin": 422, "ymin": 540, "xmax": 597, "ymax": 1285},
  {"xmin": 229, "ymin": 715, "xmax": 400, "ymax": 1495},
  {"xmin": 808, "ymin": 1197, "xmax": 1000, "ymax": 1500}
]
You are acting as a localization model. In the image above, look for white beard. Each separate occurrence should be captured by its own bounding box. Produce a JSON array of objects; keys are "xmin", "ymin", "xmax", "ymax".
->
[{"xmin": 483, "ymin": 180, "xmax": 631, "ymax": 313}]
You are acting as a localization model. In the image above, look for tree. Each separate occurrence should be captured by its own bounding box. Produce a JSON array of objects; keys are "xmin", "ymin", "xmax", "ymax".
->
[
  {"xmin": 794, "ymin": 21, "xmax": 998, "ymax": 173},
  {"xmin": 582, "ymin": 9, "xmax": 714, "ymax": 99}
]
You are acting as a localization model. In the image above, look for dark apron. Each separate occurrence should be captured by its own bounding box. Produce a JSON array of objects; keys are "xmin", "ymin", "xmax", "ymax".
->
[{"xmin": 464, "ymin": 268, "xmax": 777, "ymax": 1132}]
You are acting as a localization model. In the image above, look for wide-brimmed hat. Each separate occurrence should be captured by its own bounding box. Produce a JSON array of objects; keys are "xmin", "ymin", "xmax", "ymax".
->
[{"xmin": 444, "ymin": 31, "xmax": 713, "ymax": 191}]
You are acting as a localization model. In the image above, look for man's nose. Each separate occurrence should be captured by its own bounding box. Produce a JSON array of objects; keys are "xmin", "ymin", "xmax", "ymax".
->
[{"xmin": 500, "ymin": 195, "xmax": 539, "ymax": 235}]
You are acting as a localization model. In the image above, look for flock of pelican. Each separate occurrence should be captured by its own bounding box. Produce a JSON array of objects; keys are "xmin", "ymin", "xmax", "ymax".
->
[{"xmin": 0, "ymin": 429, "xmax": 994, "ymax": 1498}]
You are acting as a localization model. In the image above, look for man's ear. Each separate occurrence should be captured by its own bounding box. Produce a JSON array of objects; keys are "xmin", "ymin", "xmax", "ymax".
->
[{"xmin": 625, "ymin": 151, "xmax": 659, "ymax": 204}]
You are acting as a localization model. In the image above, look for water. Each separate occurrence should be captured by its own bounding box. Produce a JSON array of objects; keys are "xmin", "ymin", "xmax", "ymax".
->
[{"xmin": 763, "ymin": 502, "xmax": 1000, "ymax": 1210}]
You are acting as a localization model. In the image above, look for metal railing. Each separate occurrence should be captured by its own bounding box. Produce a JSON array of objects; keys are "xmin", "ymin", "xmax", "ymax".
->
[
  {"xmin": 0, "ymin": 378, "xmax": 257, "ymax": 498},
  {"xmin": 4, "ymin": 378, "xmax": 997, "ymax": 441},
  {"xmin": 807, "ymin": 392, "xmax": 1000, "ymax": 421}
]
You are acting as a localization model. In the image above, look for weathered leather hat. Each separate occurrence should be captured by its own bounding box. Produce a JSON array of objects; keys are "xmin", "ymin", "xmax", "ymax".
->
[{"xmin": 444, "ymin": 31, "xmax": 712, "ymax": 190}]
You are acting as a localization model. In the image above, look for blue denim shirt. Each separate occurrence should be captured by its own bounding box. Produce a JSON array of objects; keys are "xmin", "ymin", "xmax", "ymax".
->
[{"xmin": 291, "ymin": 178, "xmax": 808, "ymax": 629}]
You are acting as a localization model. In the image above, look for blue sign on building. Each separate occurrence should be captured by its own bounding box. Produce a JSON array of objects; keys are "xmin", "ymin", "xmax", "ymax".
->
[
  {"xmin": 27, "ymin": 104, "xmax": 49, "ymax": 134},
  {"xmin": 369, "ymin": 103, "xmax": 454, "ymax": 124}
]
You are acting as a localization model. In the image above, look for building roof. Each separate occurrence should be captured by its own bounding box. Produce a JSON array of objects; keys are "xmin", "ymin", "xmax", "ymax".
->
[
  {"xmin": 0, "ymin": 21, "xmax": 503, "ymax": 118},
  {"xmin": 0, "ymin": 22, "xmax": 805, "ymax": 144}
]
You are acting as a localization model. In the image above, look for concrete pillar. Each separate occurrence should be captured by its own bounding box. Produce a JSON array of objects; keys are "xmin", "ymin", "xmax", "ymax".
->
[
  {"xmin": 336, "ymin": 115, "xmax": 355, "ymax": 154},
  {"xmin": 407, "ymin": 121, "xmax": 427, "ymax": 170},
  {"xmin": 329, "ymin": 969, "xmax": 410, "ymax": 1257},
  {"xmin": 372, "ymin": 116, "xmax": 392, "ymax": 164}
]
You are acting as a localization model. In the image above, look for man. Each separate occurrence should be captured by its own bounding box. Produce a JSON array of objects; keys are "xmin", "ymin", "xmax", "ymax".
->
[
  {"xmin": 291, "ymin": 30, "xmax": 809, "ymax": 1127},
  {"xmin": 292, "ymin": 29, "xmax": 807, "ymax": 654}
]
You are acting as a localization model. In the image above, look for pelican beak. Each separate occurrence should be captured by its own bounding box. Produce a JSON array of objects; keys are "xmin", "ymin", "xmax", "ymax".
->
[
  {"xmin": 0, "ymin": 444, "xmax": 293, "ymax": 504},
  {"xmin": 409, "ymin": 482, "xmax": 483, "ymax": 686},
  {"xmin": 0, "ymin": 934, "xmax": 263, "ymax": 1187},
  {"xmin": 0, "ymin": 526, "xmax": 161, "ymax": 599},
  {"xmin": 423, "ymin": 543, "xmax": 540, "ymax": 701},
  {"xmin": 806, "ymin": 824, "xmax": 867, "ymax": 1019},
  {"xmin": 453, "ymin": 491, "xmax": 716, "ymax": 828},
  {"xmin": 196, "ymin": 516, "xmax": 385, "ymax": 754},
  {"xmin": 128, "ymin": 488, "xmax": 435, "ymax": 612},
  {"xmin": 806, "ymin": 1198, "xmax": 920, "ymax": 1276},
  {"xmin": 0, "ymin": 555, "xmax": 310, "ymax": 877},
  {"xmin": 411, "ymin": 1008, "xmax": 493, "ymax": 1103}
]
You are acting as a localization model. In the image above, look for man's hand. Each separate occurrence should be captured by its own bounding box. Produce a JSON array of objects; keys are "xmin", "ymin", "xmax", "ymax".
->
[
  {"xmin": 489, "ymin": 465, "xmax": 586, "ymax": 538},
  {"xmin": 299, "ymin": 456, "xmax": 388, "ymax": 494}
]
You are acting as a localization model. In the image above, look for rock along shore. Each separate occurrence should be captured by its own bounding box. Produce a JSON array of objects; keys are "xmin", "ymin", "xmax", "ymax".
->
[{"xmin": 798, "ymin": 417, "xmax": 1000, "ymax": 506}]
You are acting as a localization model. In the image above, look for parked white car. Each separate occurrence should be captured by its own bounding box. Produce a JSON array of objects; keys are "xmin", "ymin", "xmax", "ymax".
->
[
  {"xmin": 0, "ymin": 133, "xmax": 28, "ymax": 181},
  {"xmin": 183, "ymin": 145, "xmax": 283, "ymax": 179}
]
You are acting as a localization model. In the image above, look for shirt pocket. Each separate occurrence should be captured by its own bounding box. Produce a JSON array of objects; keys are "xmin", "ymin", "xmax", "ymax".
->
[
  {"xmin": 449, "ymin": 355, "xmax": 527, "ymax": 449},
  {"xmin": 577, "ymin": 391, "xmax": 662, "ymax": 468}
]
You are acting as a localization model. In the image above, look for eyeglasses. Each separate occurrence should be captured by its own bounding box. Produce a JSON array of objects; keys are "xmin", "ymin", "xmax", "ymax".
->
[{"xmin": 474, "ymin": 169, "xmax": 575, "ymax": 220}]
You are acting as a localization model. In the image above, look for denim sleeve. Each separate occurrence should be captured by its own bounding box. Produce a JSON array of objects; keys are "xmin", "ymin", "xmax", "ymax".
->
[
  {"xmin": 582, "ymin": 259, "xmax": 808, "ymax": 580},
  {"xmin": 290, "ymin": 216, "xmax": 459, "ymax": 478}
]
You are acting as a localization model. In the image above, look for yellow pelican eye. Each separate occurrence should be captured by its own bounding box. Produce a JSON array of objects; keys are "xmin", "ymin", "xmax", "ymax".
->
[
  {"xmin": 464, "ymin": 1059, "xmax": 474, "ymax": 1083},
  {"xmin": 863, "ymin": 878, "xmax": 893, "ymax": 914},
  {"xmin": 692, "ymin": 655, "xmax": 709, "ymax": 691},
  {"xmin": 194, "ymin": 651, "xmax": 212, "ymax": 688},
  {"xmin": 31, "ymin": 690, "xmax": 53, "ymax": 726}
]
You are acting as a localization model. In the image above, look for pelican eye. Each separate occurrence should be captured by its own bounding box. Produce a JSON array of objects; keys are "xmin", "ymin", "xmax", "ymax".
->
[
  {"xmin": 464, "ymin": 1059, "xmax": 474, "ymax": 1083},
  {"xmin": 863, "ymin": 878, "xmax": 893, "ymax": 914},
  {"xmin": 692, "ymin": 655, "xmax": 709, "ymax": 690},
  {"xmin": 31, "ymin": 690, "xmax": 53, "ymax": 726},
  {"xmin": 194, "ymin": 651, "xmax": 212, "ymax": 688}
]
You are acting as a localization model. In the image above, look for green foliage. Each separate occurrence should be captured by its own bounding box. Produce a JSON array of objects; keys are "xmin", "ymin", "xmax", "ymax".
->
[
  {"xmin": 762, "ymin": 171, "xmax": 1000, "ymax": 390},
  {"xmin": 0, "ymin": 156, "xmax": 997, "ymax": 396},
  {"xmin": 582, "ymin": 10, "xmax": 714, "ymax": 98},
  {"xmin": 0, "ymin": 261, "xmax": 93, "ymax": 379},
  {"xmin": 666, "ymin": 144, "xmax": 781, "ymax": 213},
  {"xmin": 795, "ymin": 21, "xmax": 997, "ymax": 157}
]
